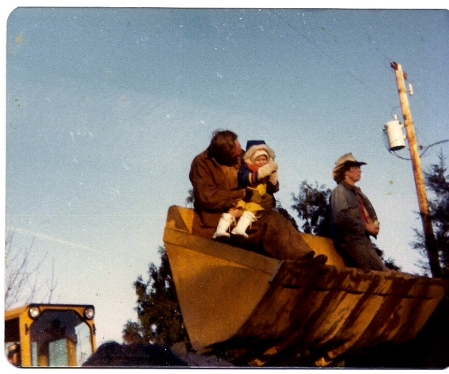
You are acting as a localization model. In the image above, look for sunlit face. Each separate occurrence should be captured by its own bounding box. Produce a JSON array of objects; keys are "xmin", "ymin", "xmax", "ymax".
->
[
  {"xmin": 345, "ymin": 165, "xmax": 362, "ymax": 185},
  {"xmin": 254, "ymin": 155, "xmax": 268, "ymax": 168}
]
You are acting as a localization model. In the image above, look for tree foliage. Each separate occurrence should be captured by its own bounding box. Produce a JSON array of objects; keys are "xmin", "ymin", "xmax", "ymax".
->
[
  {"xmin": 412, "ymin": 153, "xmax": 449, "ymax": 277},
  {"xmin": 185, "ymin": 188, "xmax": 195, "ymax": 208},
  {"xmin": 291, "ymin": 181, "xmax": 332, "ymax": 238},
  {"xmin": 123, "ymin": 247, "xmax": 190, "ymax": 348}
]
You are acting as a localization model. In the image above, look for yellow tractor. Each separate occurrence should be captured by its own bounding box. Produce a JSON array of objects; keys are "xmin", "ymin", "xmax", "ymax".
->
[{"xmin": 5, "ymin": 303, "xmax": 96, "ymax": 367}]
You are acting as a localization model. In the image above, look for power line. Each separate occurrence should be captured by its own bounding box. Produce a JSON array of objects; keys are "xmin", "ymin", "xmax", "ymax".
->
[
  {"xmin": 271, "ymin": 10, "xmax": 396, "ymax": 110},
  {"xmin": 272, "ymin": 10, "xmax": 449, "ymax": 159}
]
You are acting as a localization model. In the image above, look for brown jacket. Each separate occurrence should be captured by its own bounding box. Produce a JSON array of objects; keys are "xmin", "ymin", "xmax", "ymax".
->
[{"xmin": 189, "ymin": 150, "xmax": 246, "ymax": 233}]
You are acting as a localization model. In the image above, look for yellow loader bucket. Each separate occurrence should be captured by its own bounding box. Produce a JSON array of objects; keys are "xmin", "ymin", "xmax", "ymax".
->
[{"xmin": 163, "ymin": 206, "xmax": 448, "ymax": 365}]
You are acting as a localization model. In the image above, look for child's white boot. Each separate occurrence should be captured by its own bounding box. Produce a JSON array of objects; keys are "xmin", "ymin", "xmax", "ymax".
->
[
  {"xmin": 231, "ymin": 211, "xmax": 256, "ymax": 238},
  {"xmin": 212, "ymin": 213, "xmax": 235, "ymax": 239}
]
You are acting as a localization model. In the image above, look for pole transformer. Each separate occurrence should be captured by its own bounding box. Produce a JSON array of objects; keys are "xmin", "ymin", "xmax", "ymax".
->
[{"xmin": 391, "ymin": 62, "xmax": 442, "ymax": 278}]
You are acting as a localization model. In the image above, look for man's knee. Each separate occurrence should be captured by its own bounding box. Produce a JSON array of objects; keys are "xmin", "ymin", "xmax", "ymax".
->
[{"xmin": 258, "ymin": 210, "xmax": 287, "ymax": 227}]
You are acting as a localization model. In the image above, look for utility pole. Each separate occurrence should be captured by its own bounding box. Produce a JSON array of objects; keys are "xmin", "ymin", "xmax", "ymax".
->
[{"xmin": 391, "ymin": 62, "xmax": 442, "ymax": 278}]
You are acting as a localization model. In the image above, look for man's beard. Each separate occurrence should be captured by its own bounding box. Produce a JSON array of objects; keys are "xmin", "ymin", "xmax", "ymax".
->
[
  {"xmin": 213, "ymin": 150, "xmax": 240, "ymax": 166},
  {"xmin": 208, "ymin": 141, "xmax": 241, "ymax": 166}
]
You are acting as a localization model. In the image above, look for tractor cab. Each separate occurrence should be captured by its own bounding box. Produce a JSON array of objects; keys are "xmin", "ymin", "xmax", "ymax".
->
[{"xmin": 5, "ymin": 303, "xmax": 96, "ymax": 367}]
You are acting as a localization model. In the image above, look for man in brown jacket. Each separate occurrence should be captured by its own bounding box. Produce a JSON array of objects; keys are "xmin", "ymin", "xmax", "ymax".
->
[{"xmin": 189, "ymin": 129, "xmax": 327, "ymax": 263}]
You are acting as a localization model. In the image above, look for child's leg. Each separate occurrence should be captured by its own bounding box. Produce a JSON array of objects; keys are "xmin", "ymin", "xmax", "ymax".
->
[
  {"xmin": 231, "ymin": 210, "xmax": 257, "ymax": 238},
  {"xmin": 212, "ymin": 213, "xmax": 236, "ymax": 239}
]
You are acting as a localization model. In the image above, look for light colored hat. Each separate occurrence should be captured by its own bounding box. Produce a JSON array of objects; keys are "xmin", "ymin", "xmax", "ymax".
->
[
  {"xmin": 334, "ymin": 153, "xmax": 366, "ymax": 168},
  {"xmin": 332, "ymin": 153, "xmax": 366, "ymax": 181}
]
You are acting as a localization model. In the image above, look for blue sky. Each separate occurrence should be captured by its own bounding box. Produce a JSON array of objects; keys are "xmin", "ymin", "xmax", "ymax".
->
[{"xmin": 4, "ymin": 3, "xmax": 449, "ymax": 346}]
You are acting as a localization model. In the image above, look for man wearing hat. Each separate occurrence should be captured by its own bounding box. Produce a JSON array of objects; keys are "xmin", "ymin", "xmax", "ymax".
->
[{"xmin": 330, "ymin": 153, "xmax": 388, "ymax": 271}]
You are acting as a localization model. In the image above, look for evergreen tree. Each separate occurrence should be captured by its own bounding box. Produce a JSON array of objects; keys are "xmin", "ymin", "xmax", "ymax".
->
[
  {"xmin": 185, "ymin": 188, "xmax": 195, "ymax": 208},
  {"xmin": 122, "ymin": 321, "xmax": 146, "ymax": 344},
  {"xmin": 412, "ymin": 153, "xmax": 449, "ymax": 277},
  {"xmin": 291, "ymin": 180, "xmax": 333, "ymax": 238},
  {"xmin": 122, "ymin": 247, "xmax": 190, "ymax": 348}
]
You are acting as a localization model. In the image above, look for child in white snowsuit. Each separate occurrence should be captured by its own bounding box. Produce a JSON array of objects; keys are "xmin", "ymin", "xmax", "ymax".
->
[{"xmin": 213, "ymin": 140, "xmax": 279, "ymax": 239}]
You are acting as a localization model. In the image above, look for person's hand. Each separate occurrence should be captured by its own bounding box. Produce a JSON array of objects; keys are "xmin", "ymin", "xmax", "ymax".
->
[
  {"xmin": 268, "ymin": 171, "xmax": 278, "ymax": 185},
  {"xmin": 366, "ymin": 222, "xmax": 379, "ymax": 237},
  {"xmin": 257, "ymin": 161, "xmax": 278, "ymax": 179},
  {"xmin": 235, "ymin": 189, "xmax": 246, "ymax": 200}
]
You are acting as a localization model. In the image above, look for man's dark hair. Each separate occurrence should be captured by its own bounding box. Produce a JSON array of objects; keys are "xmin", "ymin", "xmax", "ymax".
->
[
  {"xmin": 207, "ymin": 130, "xmax": 239, "ymax": 166},
  {"xmin": 334, "ymin": 162, "xmax": 360, "ymax": 184},
  {"xmin": 334, "ymin": 165, "xmax": 347, "ymax": 184}
]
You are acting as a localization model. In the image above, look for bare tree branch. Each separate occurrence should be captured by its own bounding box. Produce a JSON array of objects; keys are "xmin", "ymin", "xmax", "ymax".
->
[{"xmin": 5, "ymin": 227, "xmax": 58, "ymax": 309}]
